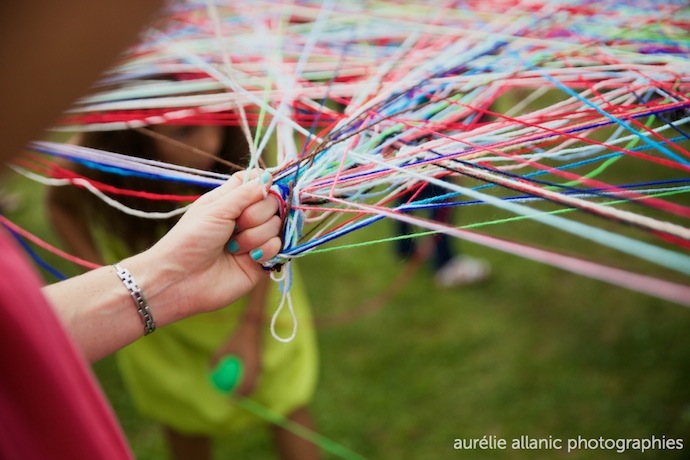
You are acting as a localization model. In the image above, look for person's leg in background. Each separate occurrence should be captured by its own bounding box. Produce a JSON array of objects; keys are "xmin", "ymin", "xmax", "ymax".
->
[
  {"xmin": 272, "ymin": 407, "xmax": 321, "ymax": 460},
  {"xmin": 427, "ymin": 185, "xmax": 491, "ymax": 288},
  {"xmin": 164, "ymin": 427, "xmax": 212, "ymax": 460}
]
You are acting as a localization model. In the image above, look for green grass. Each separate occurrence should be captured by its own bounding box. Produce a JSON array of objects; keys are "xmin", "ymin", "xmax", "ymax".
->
[{"xmin": 3, "ymin": 159, "xmax": 690, "ymax": 459}]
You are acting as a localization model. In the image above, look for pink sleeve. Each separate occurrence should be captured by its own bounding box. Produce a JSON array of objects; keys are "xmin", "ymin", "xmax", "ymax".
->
[{"xmin": 0, "ymin": 231, "xmax": 132, "ymax": 459}]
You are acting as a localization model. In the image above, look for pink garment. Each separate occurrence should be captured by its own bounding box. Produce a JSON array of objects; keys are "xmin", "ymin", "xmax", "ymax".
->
[{"xmin": 0, "ymin": 231, "xmax": 132, "ymax": 459}]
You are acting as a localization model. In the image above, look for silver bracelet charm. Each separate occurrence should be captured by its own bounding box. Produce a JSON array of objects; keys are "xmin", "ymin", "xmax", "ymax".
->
[{"xmin": 113, "ymin": 263, "xmax": 156, "ymax": 335}]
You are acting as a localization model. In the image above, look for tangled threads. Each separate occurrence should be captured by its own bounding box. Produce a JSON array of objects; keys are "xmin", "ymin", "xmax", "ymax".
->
[{"xmin": 8, "ymin": 0, "xmax": 690, "ymax": 308}]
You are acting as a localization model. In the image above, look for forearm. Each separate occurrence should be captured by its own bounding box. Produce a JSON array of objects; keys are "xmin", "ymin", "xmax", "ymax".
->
[
  {"xmin": 42, "ymin": 249, "xmax": 184, "ymax": 362},
  {"xmin": 242, "ymin": 276, "xmax": 270, "ymax": 325}
]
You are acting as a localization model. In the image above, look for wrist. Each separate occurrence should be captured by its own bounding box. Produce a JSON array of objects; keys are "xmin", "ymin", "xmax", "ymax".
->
[
  {"xmin": 118, "ymin": 249, "xmax": 188, "ymax": 328},
  {"xmin": 113, "ymin": 263, "xmax": 156, "ymax": 335}
]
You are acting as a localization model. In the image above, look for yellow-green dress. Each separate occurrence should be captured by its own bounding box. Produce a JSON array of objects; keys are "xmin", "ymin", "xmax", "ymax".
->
[{"xmin": 93, "ymin": 225, "xmax": 319, "ymax": 436}]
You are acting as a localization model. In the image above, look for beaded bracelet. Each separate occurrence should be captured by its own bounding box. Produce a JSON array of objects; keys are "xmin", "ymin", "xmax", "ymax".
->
[{"xmin": 113, "ymin": 263, "xmax": 156, "ymax": 335}]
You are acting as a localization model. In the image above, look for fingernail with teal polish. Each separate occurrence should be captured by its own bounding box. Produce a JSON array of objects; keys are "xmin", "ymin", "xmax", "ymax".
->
[
  {"xmin": 210, "ymin": 356, "xmax": 243, "ymax": 394},
  {"xmin": 260, "ymin": 171, "xmax": 271, "ymax": 184},
  {"xmin": 226, "ymin": 240, "xmax": 240, "ymax": 253},
  {"xmin": 250, "ymin": 248, "xmax": 264, "ymax": 261}
]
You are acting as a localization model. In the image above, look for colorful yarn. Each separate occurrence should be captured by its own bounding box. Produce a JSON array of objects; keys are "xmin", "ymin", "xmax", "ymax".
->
[{"xmin": 12, "ymin": 0, "xmax": 690, "ymax": 308}]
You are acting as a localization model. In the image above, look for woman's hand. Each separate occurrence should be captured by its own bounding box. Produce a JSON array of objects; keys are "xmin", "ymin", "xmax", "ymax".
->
[
  {"xmin": 142, "ymin": 170, "xmax": 282, "ymax": 319},
  {"xmin": 45, "ymin": 169, "xmax": 283, "ymax": 361}
]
